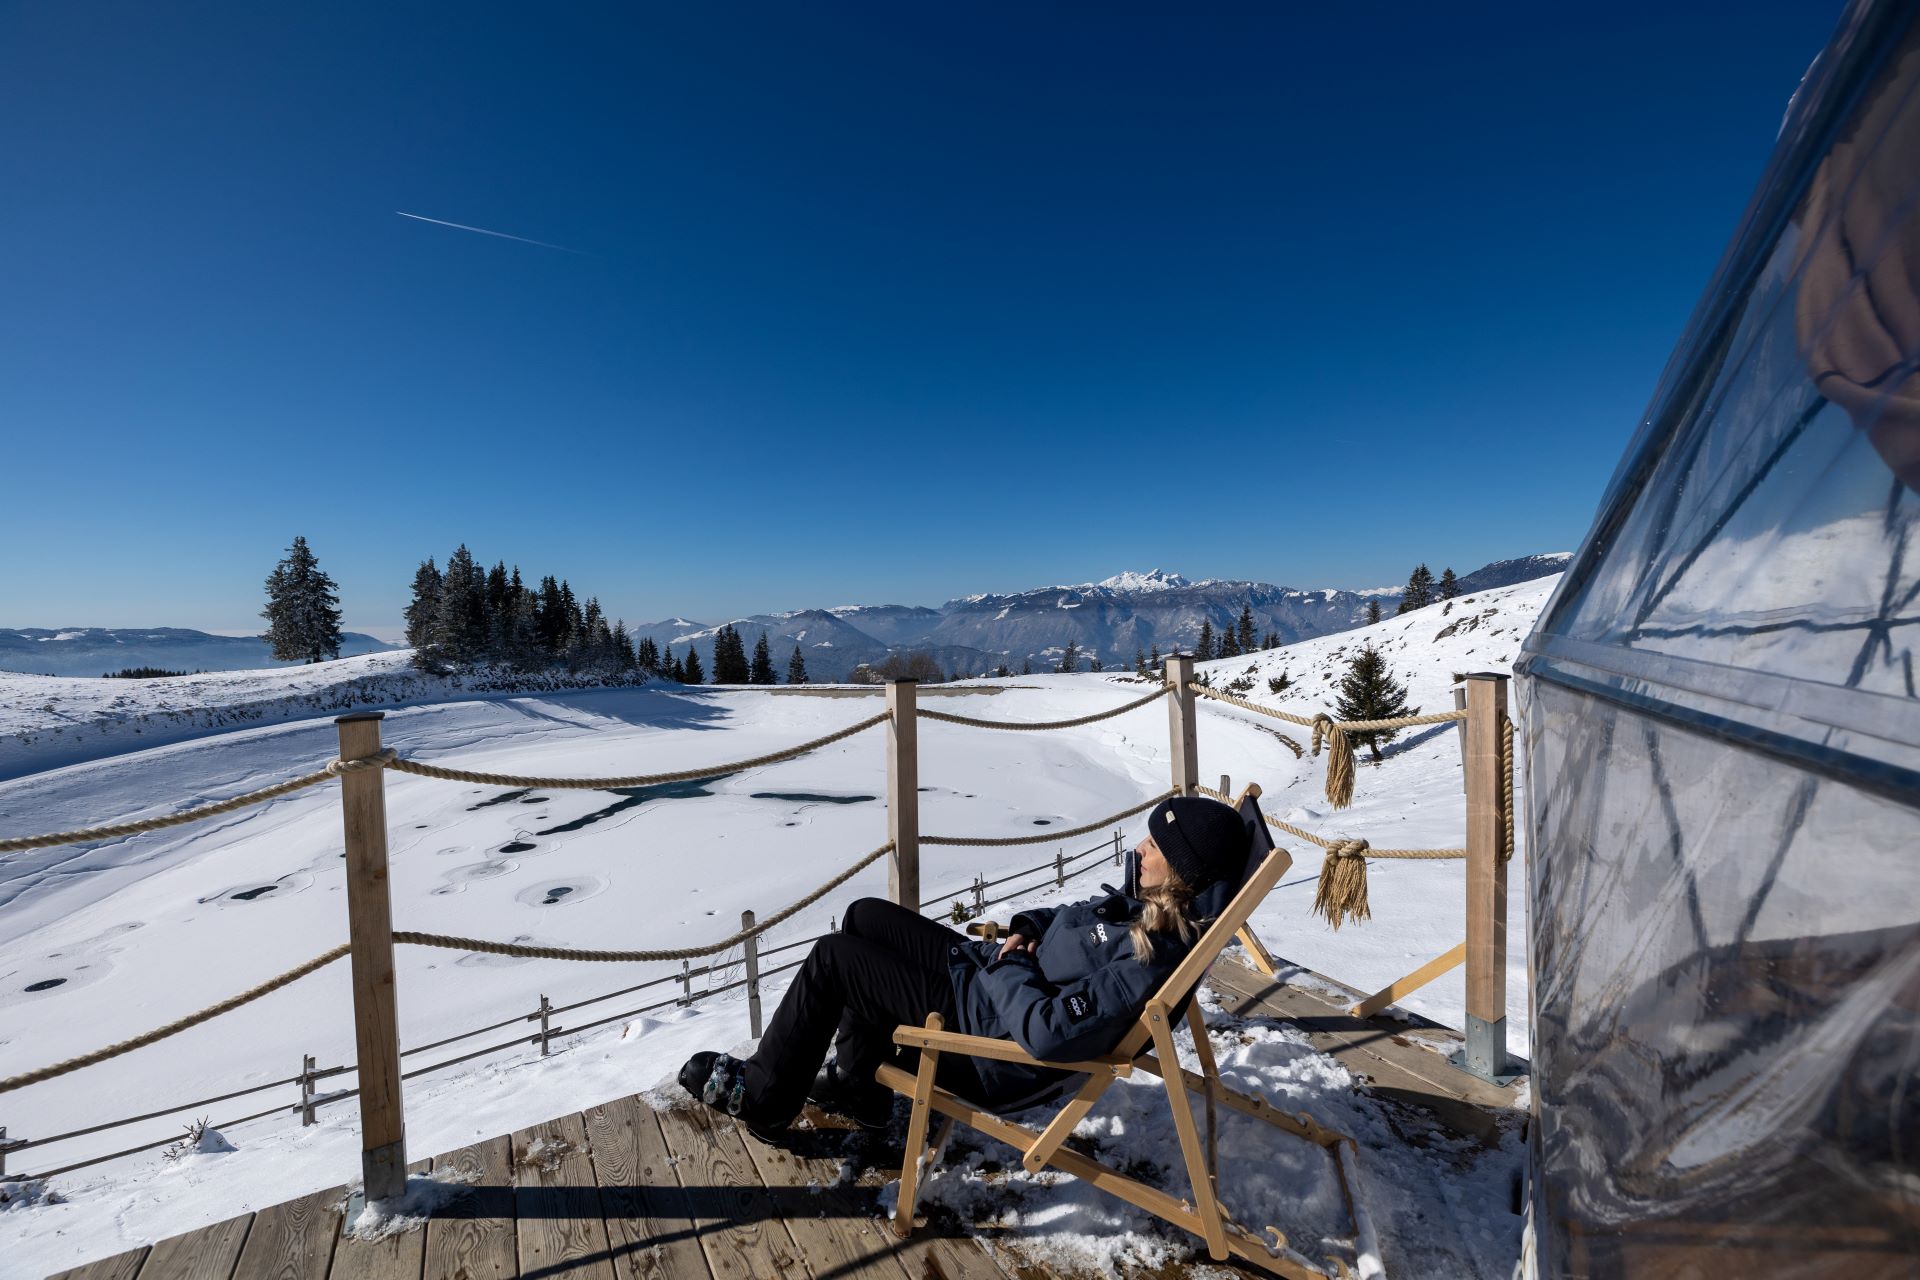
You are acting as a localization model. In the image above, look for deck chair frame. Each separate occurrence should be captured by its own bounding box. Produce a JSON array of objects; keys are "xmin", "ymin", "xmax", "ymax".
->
[{"xmin": 876, "ymin": 784, "xmax": 1381, "ymax": 1280}]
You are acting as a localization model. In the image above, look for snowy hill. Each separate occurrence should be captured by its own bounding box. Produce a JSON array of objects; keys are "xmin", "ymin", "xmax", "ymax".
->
[
  {"xmin": 0, "ymin": 579, "xmax": 1556, "ymax": 1276},
  {"xmin": 0, "ymin": 627, "xmax": 397, "ymax": 677}
]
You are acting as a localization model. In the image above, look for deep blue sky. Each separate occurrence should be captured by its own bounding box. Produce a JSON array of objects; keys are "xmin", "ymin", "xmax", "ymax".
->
[{"xmin": 1, "ymin": 3, "xmax": 1843, "ymax": 636}]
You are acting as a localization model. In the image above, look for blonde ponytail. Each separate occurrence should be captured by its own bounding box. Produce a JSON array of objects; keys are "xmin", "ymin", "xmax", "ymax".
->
[{"xmin": 1129, "ymin": 872, "xmax": 1199, "ymax": 963}]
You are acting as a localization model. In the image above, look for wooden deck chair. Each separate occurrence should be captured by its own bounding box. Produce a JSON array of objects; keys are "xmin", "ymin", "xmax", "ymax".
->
[{"xmin": 877, "ymin": 785, "xmax": 1384, "ymax": 1280}]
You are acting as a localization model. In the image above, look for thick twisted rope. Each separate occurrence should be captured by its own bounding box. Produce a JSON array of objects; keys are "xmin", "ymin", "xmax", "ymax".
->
[
  {"xmin": 923, "ymin": 790, "xmax": 1175, "ymax": 847},
  {"xmin": 0, "ymin": 756, "xmax": 389, "ymax": 855},
  {"xmin": 0, "ymin": 945, "xmax": 351, "ymax": 1094},
  {"xmin": 1183, "ymin": 682, "xmax": 1466, "ymax": 810},
  {"xmin": 917, "ymin": 684, "xmax": 1168, "ymax": 731},
  {"xmin": 380, "ymin": 712, "xmax": 889, "ymax": 789},
  {"xmin": 395, "ymin": 839, "xmax": 895, "ymax": 962},
  {"xmin": 1195, "ymin": 784, "xmax": 1464, "ymax": 931}
]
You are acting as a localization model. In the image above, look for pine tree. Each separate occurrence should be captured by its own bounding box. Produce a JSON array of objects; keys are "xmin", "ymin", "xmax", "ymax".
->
[
  {"xmin": 786, "ymin": 644, "xmax": 809, "ymax": 684},
  {"xmin": 1089, "ymin": 655, "xmax": 1103, "ymax": 672},
  {"xmin": 1439, "ymin": 567, "xmax": 1460, "ymax": 599},
  {"xmin": 750, "ymin": 631, "xmax": 776, "ymax": 684},
  {"xmin": 710, "ymin": 625, "xmax": 750, "ymax": 683},
  {"xmin": 1263, "ymin": 630, "xmax": 1280, "ymax": 650},
  {"xmin": 1237, "ymin": 606, "xmax": 1256, "ymax": 655},
  {"xmin": 994, "ymin": 662, "xmax": 1011, "ymax": 678},
  {"xmin": 1334, "ymin": 646, "xmax": 1417, "ymax": 761},
  {"xmin": 1396, "ymin": 564, "xmax": 1436, "ymax": 614},
  {"xmin": 611, "ymin": 620, "xmax": 636, "ymax": 670},
  {"xmin": 1367, "ymin": 599, "xmax": 1382, "ymax": 625},
  {"xmin": 1150, "ymin": 642, "xmax": 1161, "ymax": 669},
  {"xmin": 434, "ymin": 544, "xmax": 486, "ymax": 664},
  {"xmin": 636, "ymin": 636, "xmax": 660, "ymax": 672},
  {"xmin": 682, "ymin": 643, "xmax": 705, "ymax": 684},
  {"xmin": 1020, "ymin": 657, "xmax": 1033, "ymax": 675},
  {"xmin": 1219, "ymin": 624, "xmax": 1241, "ymax": 659},
  {"xmin": 1134, "ymin": 646, "xmax": 1147, "ymax": 676},
  {"xmin": 1057, "ymin": 640, "xmax": 1080, "ymax": 673},
  {"xmin": 261, "ymin": 536, "xmax": 343, "ymax": 663},
  {"xmin": 536, "ymin": 576, "xmax": 567, "ymax": 654},
  {"xmin": 1195, "ymin": 620, "xmax": 1215, "ymax": 662},
  {"xmin": 1267, "ymin": 670, "xmax": 1294, "ymax": 696},
  {"xmin": 403, "ymin": 558, "xmax": 442, "ymax": 651}
]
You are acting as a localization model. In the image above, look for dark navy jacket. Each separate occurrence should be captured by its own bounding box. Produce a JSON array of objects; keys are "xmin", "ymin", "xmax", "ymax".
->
[{"xmin": 943, "ymin": 870, "xmax": 1234, "ymax": 1108}]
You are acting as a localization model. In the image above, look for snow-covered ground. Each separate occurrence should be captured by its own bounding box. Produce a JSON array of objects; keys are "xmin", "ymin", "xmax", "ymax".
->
[{"xmin": 0, "ymin": 579, "xmax": 1550, "ymax": 1278}]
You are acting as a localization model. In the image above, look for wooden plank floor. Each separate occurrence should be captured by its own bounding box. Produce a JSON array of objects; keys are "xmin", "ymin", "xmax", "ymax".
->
[{"xmin": 46, "ymin": 953, "xmax": 1526, "ymax": 1280}]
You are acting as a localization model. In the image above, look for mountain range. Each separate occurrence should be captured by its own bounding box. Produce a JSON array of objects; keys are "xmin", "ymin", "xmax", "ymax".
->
[
  {"xmin": 634, "ymin": 554, "xmax": 1570, "ymax": 682},
  {"xmin": 3, "ymin": 554, "xmax": 1568, "ymax": 681}
]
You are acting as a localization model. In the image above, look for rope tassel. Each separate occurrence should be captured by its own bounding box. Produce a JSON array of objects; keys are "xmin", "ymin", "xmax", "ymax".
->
[
  {"xmin": 1310, "ymin": 840, "xmax": 1371, "ymax": 929},
  {"xmin": 1310, "ymin": 716, "xmax": 1356, "ymax": 810}
]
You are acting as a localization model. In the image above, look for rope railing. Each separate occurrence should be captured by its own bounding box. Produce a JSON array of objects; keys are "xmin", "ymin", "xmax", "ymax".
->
[
  {"xmin": 1185, "ymin": 680, "xmax": 1468, "ymax": 811},
  {"xmin": 2, "ymin": 832, "xmax": 1118, "ymax": 1181},
  {"xmin": 917, "ymin": 684, "xmax": 1168, "ymax": 731},
  {"xmin": 923, "ymin": 790, "xmax": 1174, "ymax": 847},
  {"xmin": 382, "ymin": 711, "xmax": 891, "ymax": 791},
  {"xmin": 0, "ymin": 714, "xmax": 893, "ymax": 854}
]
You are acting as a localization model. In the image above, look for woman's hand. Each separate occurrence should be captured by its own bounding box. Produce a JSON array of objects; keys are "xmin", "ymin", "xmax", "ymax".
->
[{"xmin": 996, "ymin": 932, "xmax": 1038, "ymax": 962}]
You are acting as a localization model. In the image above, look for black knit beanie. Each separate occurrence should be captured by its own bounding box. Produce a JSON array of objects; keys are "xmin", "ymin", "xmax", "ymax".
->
[{"xmin": 1147, "ymin": 796, "xmax": 1250, "ymax": 892}]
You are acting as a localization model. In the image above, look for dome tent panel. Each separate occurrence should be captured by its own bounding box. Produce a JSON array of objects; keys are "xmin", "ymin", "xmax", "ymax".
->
[{"xmin": 1517, "ymin": 0, "xmax": 1920, "ymax": 1274}]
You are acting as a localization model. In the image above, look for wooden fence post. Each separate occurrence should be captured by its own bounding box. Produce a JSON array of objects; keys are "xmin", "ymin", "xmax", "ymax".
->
[
  {"xmin": 742, "ymin": 910, "xmax": 763, "ymax": 1039},
  {"xmin": 1453, "ymin": 681, "xmax": 1469, "ymax": 777},
  {"xmin": 334, "ymin": 711, "xmax": 407, "ymax": 1203},
  {"xmin": 1458, "ymin": 674, "xmax": 1512, "ymax": 1082},
  {"xmin": 299, "ymin": 1054, "xmax": 317, "ymax": 1127},
  {"xmin": 537, "ymin": 996, "xmax": 553, "ymax": 1057},
  {"xmin": 886, "ymin": 678, "xmax": 921, "ymax": 909},
  {"xmin": 1165, "ymin": 654, "xmax": 1198, "ymax": 796}
]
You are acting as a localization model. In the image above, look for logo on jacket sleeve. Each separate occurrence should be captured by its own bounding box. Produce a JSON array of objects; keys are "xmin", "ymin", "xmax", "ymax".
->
[
  {"xmin": 1065, "ymin": 991, "xmax": 1096, "ymax": 1022},
  {"xmin": 1092, "ymin": 922, "xmax": 1109, "ymax": 945}
]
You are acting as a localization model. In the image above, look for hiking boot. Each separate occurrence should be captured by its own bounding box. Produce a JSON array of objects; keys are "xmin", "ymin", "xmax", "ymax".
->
[
  {"xmin": 678, "ymin": 1050, "xmax": 748, "ymax": 1117},
  {"xmin": 808, "ymin": 1060, "xmax": 893, "ymax": 1131}
]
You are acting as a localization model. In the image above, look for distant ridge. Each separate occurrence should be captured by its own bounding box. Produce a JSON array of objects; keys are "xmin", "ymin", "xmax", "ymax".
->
[
  {"xmin": 634, "ymin": 553, "xmax": 1569, "ymax": 682},
  {"xmin": 0, "ymin": 627, "xmax": 397, "ymax": 677}
]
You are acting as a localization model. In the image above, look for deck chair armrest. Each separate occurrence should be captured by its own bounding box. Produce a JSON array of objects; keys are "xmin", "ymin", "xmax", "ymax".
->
[{"xmin": 890, "ymin": 1024, "xmax": 1132, "ymax": 1075}]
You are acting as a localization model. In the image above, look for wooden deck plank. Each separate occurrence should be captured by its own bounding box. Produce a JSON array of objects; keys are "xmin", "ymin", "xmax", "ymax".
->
[
  {"xmin": 425, "ymin": 1136, "xmax": 516, "ymax": 1280},
  {"xmin": 511, "ymin": 1112, "xmax": 615, "ymax": 1280},
  {"xmin": 136, "ymin": 1213, "xmax": 253, "ymax": 1280},
  {"xmin": 580, "ymin": 1096, "xmax": 714, "ymax": 1280},
  {"xmin": 46, "ymin": 1246, "xmax": 148, "ymax": 1280},
  {"xmin": 653, "ymin": 1104, "xmax": 807, "ymax": 1280},
  {"xmin": 330, "ymin": 1158, "xmax": 433, "ymax": 1280},
  {"xmin": 1206, "ymin": 953, "xmax": 1524, "ymax": 1144},
  {"xmin": 229, "ymin": 1184, "xmax": 344, "ymax": 1280},
  {"xmin": 732, "ymin": 1113, "xmax": 912, "ymax": 1280}
]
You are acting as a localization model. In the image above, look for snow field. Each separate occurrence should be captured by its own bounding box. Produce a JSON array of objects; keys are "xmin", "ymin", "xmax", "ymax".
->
[{"xmin": 0, "ymin": 579, "xmax": 1550, "ymax": 1277}]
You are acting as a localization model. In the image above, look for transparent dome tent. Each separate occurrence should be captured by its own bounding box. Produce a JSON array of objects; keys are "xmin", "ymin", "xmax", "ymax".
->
[{"xmin": 1516, "ymin": 0, "xmax": 1920, "ymax": 1274}]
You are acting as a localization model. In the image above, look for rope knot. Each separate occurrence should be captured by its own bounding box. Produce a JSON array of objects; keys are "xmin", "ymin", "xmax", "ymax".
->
[
  {"xmin": 1328, "ymin": 838, "xmax": 1370, "ymax": 859},
  {"xmin": 326, "ymin": 748, "xmax": 398, "ymax": 776},
  {"xmin": 1311, "ymin": 836, "xmax": 1372, "ymax": 930}
]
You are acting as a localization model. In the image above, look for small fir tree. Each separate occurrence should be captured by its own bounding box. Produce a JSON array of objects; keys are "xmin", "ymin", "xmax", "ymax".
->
[
  {"xmin": 1396, "ymin": 564, "xmax": 1436, "ymax": 614},
  {"xmin": 1134, "ymin": 646, "xmax": 1147, "ymax": 676},
  {"xmin": 261, "ymin": 535, "xmax": 344, "ymax": 663},
  {"xmin": 786, "ymin": 644, "xmax": 809, "ymax": 684},
  {"xmin": 995, "ymin": 662, "xmax": 1011, "ymax": 678},
  {"xmin": 1195, "ymin": 620, "xmax": 1215, "ymax": 662},
  {"xmin": 1333, "ymin": 645, "xmax": 1417, "ymax": 761},
  {"xmin": 1367, "ymin": 599, "xmax": 1382, "ymax": 625},
  {"xmin": 1057, "ymin": 640, "xmax": 1080, "ymax": 673},
  {"xmin": 1149, "ymin": 642, "xmax": 1161, "ymax": 669},
  {"xmin": 1439, "ymin": 567, "xmax": 1460, "ymax": 599},
  {"xmin": 1089, "ymin": 655, "xmax": 1103, "ymax": 672},
  {"xmin": 750, "ymin": 632, "xmax": 776, "ymax": 684},
  {"xmin": 1219, "ymin": 624, "xmax": 1241, "ymax": 659},
  {"xmin": 1237, "ymin": 606, "xmax": 1256, "ymax": 655},
  {"xmin": 403, "ymin": 558, "xmax": 442, "ymax": 652},
  {"xmin": 681, "ymin": 644, "xmax": 705, "ymax": 684}
]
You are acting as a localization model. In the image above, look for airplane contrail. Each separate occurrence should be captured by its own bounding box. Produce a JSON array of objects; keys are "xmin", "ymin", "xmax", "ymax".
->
[{"xmin": 395, "ymin": 210, "xmax": 586, "ymax": 254}]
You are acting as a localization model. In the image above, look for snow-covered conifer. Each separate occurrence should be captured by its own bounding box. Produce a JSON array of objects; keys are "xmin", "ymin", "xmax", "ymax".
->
[
  {"xmin": 1334, "ymin": 645, "xmax": 1417, "ymax": 761},
  {"xmin": 260, "ymin": 536, "xmax": 343, "ymax": 664}
]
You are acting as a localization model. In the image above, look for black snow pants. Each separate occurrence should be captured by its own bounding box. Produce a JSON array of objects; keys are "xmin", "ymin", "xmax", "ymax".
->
[{"xmin": 743, "ymin": 896, "xmax": 983, "ymax": 1128}]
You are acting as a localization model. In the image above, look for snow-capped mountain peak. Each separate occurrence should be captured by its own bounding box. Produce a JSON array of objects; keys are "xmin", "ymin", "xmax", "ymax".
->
[{"xmin": 1089, "ymin": 569, "xmax": 1192, "ymax": 593}]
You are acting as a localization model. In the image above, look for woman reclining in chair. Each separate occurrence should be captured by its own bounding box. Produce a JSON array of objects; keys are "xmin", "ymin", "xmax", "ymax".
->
[{"xmin": 680, "ymin": 795, "xmax": 1251, "ymax": 1141}]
